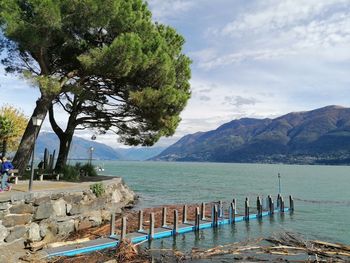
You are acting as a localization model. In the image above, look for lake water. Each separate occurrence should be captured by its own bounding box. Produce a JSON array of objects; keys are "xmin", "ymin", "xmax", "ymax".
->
[{"xmin": 100, "ymin": 161, "xmax": 350, "ymax": 250}]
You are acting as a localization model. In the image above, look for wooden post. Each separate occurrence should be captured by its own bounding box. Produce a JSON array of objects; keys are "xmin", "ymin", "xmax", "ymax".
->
[
  {"xmin": 182, "ymin": 205, "xmax": 188, "ymax": 224},
  {"xmin": 149, "ymin": 213, "xmax": 155, "ymax": 239},
  {"xmin": 233, "ymin": 198, "xmax": 237, "ymax": 214},
  {"xmin": 219, "ymin": 200, "xmax": 223, "ymax": 218},
  {"xmin": 138, "ymin": 210, "xmax": 143, "ymax": 232},
  {"xmin": 229, "ymin": 203, "xmax": 232, "ymax": 223},
  {"xmin": 197, "ymin": 212, "xmax": 201, "ymax": 231},
  {"xmin": 245, "ymin": 197, "xmax": 249, "ymax": 221},
  {"xmin": 229, "ymin": 203, "xmax": 235, "ymax": 224},
  {"xmin": 195, "ymin": 207, "xmax": 200, "ymax": 231},
  {"xmin": 201, "ymin": 202, "xmax": 206, "ymax": 220},
  {"xmin": 121, "ymin": 216, "xmax": 127, "ymax": 240},
  {"xmin": 231, "ymin": 202, "xmax": 236, "ymax": 223},
  {"xmin": 271, "ymin": 200, "xmax": 274, "ymax": 214},
  {"xmin": 162, "ymin": 207, "xmax": 167, "ymax": 227},
  {"xmin": 268, "ymin": 195, "xmax": 273, "ymax": 214},
  {"xmin": 214, "ymin": 204, "xmax": 218, "ymax": 227},
  {"xmin": 257, "ymin": 196, "xmax": 262, "ymax": 217},
  {"xmin": 110, "ymin": 213, "xmax": 116, "ymax": 236},
  {"xmin": 289, "ymin": 195, "xmax": 294, "ymax": 211},
  {"xmin": 173, "ymin": 210, "xmax": 178, "ymax": 235},
  {"xmin": 211, "ymin": 204, "xmax": 215, "ymax": 223}
]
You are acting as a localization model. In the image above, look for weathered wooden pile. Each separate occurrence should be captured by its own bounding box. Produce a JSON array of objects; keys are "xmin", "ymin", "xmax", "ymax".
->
[{"xmin": 43, "ymin": 194, "xmax": 294, "ymax": 258}]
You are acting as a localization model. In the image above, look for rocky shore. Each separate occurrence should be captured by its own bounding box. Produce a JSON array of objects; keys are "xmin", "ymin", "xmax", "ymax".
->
[{"xmin": 0, "ymin": 177, "xmax": 137, "ymax": 262}]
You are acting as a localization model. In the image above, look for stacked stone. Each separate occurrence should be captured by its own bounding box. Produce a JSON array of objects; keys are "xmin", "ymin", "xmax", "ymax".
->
[{"xmin": 0, "ymin": 178, "xmax": 136, "ymax": 251}]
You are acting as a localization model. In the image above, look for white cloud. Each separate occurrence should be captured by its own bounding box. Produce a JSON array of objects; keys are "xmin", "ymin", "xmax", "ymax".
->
[
  {"xmin": 197, "ymin": 48, "xmax": 296, "ymax": 69},
  {"xmin": 196, "ymin": 1, "xmax": 350, "ymax": 70},
  {"xmin": 222, "ymin": 0, "xmax": 349, "ymax": 36},
  {"xmin": 147, "ymin": 0, "xmax": 195, "ymax": 21}
]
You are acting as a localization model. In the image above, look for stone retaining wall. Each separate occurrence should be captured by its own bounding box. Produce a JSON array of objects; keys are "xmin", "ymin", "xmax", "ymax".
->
[{"xmin": 0, "ymin": 177, "xmax": 136, "ymax": 260}]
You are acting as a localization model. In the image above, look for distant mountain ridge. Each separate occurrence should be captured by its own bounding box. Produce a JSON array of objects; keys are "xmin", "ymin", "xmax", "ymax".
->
[
  {"xmin": 153, "ymin": 106, "xmax": 350, "ymax": 164},
  {"xmin": 36, "ymin": 132, "xmax": 165, "ymax": 161}
]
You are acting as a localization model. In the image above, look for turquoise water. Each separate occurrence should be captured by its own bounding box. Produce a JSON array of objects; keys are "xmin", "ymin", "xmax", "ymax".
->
[{"xmin": 100, "ymin": 161, "xmax": 350, "ymax": 248}]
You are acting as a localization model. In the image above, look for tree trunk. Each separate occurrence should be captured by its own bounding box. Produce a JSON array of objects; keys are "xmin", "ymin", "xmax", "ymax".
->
[
  {"xmin": 13, "ymin": 96, "xmax": 53, "ymax": 176},
  {"xmin": 55, "ymin": 132, "xmax": 74, "ymax": 171},
  {"xmin": 49, "ymin": 95, "xmax": 80, "ymax": 171}
]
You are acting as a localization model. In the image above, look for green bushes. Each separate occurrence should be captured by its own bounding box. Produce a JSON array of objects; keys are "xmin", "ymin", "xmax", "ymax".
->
[
  {"xmin": 60, "ymin": 165, "xmax": 80, "ymax": 182},
  {"xmin": 90, "ymin": 182, "xmax": 105, "ymax": 197},
  {"xmin": 58, "ymin": 163, "xmax": 98, "ymax": 181},
  {"xmin": 79, "ymin": 163, "xmax": 98, "ymax": 177}
]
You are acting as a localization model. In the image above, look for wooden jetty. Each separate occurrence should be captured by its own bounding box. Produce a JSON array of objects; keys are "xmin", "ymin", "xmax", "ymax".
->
[{"xmin": 43, "ymin": 195, "xmax": 294, "ymax": 258}]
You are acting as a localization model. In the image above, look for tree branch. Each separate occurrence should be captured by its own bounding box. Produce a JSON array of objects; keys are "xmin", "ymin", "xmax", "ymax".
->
[{"xmin": 48, "ymin": 104, "xmax": 64, "ymax": 138}]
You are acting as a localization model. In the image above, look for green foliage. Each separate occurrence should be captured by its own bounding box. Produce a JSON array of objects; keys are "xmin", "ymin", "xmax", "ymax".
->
[
  {"xmin": 59, "ymin": 165, "xmax": 80, "ymax": 182},
  {"xmin": 75, "ymin": 163, "xmax": 98, "ymax": 177},
  {"xmin": 1, "ymin": 0, "xmax": 191, "ymax": 168},
  {"xmin": 0, "ymin": 105, "xmax": 28, "ymax": 156},
  {"xmin": 90, "ymin": 182, "xmax": 105, "ymax": 197}
]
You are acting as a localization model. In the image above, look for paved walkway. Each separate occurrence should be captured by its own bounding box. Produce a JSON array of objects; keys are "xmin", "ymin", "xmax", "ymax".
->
[{"xmin": 0, "ymin": 176, "xmax": 119, "ymax": 202}]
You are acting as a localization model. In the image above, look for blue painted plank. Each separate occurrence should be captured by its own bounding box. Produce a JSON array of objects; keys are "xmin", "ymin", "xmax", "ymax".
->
[{"xmin": 45, "ymin": 206, "xmax": 291, "ymax": 258}]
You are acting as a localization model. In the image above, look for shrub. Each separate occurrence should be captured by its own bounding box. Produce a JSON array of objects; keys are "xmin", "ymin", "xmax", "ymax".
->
[
  {"xmin": 90, "ymin": 182, "xmax": 105, "ymax": 197},
  {"xmin": 60, "ymin": 165, "xmax": 80, "ymax": 182},
  {"xmin": 81, "ymin": 163, "xmax": 98, "ymax": 177}
]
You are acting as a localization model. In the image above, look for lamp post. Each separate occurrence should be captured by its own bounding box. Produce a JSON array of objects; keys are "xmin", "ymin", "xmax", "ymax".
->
[
  {"xmin": 278, "ymin": 173, "xmax": 281, "ymax": 194},
  {"xmin": 29, "ymin": 116, "xmax": 43, "ymax": 192},
  {"xmin": 89, "ymin": 135, "xmax": 96, "ymax": 165},
  {"xmin": 89, "ymin": 146, "xmax": 94, "ymax": 165}
]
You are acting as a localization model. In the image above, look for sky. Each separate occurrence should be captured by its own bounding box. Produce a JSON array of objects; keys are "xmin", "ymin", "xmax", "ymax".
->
[{"xmin": 1, "ymin": 0, "xmax": 350, "ymax": 148}]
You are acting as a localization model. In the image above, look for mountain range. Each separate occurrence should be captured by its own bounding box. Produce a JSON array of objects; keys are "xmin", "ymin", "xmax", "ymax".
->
[
  {"xmin": 36, "ymin": 132, "xmax": 165, "ymax": 161},
  {"xmin": 152, "ymin": 106, "xmax": 350, "ymax": 165}
]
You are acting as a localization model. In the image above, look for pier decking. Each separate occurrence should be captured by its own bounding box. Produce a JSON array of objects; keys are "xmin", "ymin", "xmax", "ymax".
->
[{"xmin": 42, "ymin": 195, "xmax": 294, "ymax": 258}]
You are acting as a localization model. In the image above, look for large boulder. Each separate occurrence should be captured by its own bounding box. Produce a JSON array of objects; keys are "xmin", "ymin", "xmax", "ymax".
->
[
  {"xmin": 28, "ymin": 223, "xmax": 41, "ymax": 242},
  {"xmin": 5, "ymin": 226, "xmax": 27, "ymax": 242},
  {"xmin": 86, "ymin": 211, "xmax": 102, "ymax": 226},
  {"xmin": 62, "ymin": 194, "xmax": 83, "ymax": 204},
  {"xmin": 0, "ymin": 224, "xmax": 9, "ymax": 242},
  {"xmin": 2, "ymin": 214, "xmax": 32, "ymax": 227},
  {"xmin": 39, "ymin": 219, "xmax": 58, "ymax": 238},
  {"xmin": 52, "ymin": 199, "xmax": 67, "ymax": 217},
  {"xmin": 0, "ymin": 210, "xmax": 8, "ymax": 220},
  {"xmin": 35, "ymin": 203, "xmax": 54, "ymax": 220},
  {"xmin": 33, "ymin": 196, "xmax": 51, "ymax": 206},
  {"xmin": 69, "ymin": 198, "xmax": 105, "ymax": 215},
  {"xmin": 0, "ymin": 202, "xmax": 10, "ymax": 211},
  {"xmin": 9, "ymin": 203, "xmax": 34, "ymax": 214},
  {"xmin": 76, "ymin": 219, "xmax": 93, "ymax": 231},
  {"xmin": 57, "ymin": 220, "xmax": 75, "ymax": 236}
]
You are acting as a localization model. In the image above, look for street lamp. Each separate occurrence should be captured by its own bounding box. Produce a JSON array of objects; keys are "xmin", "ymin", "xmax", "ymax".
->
[
  {"xmin": 89, "ymin": 146, "xmax": 94, "ymax": 165},
  {"xmin": 29, "ymin": 116, "xmax": 43, "ymax": 192},
  {"xmin": 89, "ymin": 135, "xmax": 96, "ymax": 165},
  {"xmin": 278, "ymin": 173, "xmax": 281, "ymax": 194}
]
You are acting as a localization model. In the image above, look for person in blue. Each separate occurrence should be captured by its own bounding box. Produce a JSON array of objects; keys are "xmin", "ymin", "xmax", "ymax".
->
[{"xmin": 1, "ymin": 156, "xmax": 14, "ymax": 192}]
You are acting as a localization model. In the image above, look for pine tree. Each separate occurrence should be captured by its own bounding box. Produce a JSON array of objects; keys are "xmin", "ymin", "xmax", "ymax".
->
[{"xmin": 0, "ymin": 0, "xmax": 191, "ymax": 174}]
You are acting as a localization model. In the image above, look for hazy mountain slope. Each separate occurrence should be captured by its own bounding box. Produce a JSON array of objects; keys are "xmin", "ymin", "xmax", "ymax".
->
[
  {"xmin": 153, "ymin": 106, "xmax": 350, "ymax": 164},
  {"xmin": 36, "ymin": 132, "xmax": 122, "ymax": 160},
  {"xmin": 36, "ymin": 133, "xmax": 164, "ymax": 161},
  {"xmin": 116, "ymin": 147, "xmax": 166, "ymax": 161}
]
